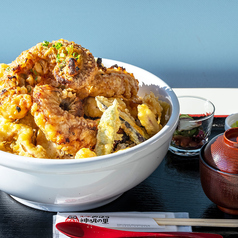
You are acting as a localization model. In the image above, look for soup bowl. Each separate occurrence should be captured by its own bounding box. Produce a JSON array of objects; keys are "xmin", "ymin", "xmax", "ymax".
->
[{"xmin": 200, "ymin": 129, "xmax": 238, "ymax": 215}]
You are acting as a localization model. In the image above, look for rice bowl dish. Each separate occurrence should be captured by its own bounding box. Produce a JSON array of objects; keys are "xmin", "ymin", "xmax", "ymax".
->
[{"xmin": 0, "ymin": 40, "xmax": 179, "ymax": 211}]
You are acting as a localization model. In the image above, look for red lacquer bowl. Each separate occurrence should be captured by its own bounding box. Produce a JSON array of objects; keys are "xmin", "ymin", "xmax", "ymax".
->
[
  {"xmin": 199, "ymin": 128, "xmax": 238, "ymax": 215},
  {"xmin": 200, "ymin": 149, "xmax": 238, "ymax": 215},
  {"xmin": 203, "ymin": 128, "xmax": 238, "ymax": 174}
]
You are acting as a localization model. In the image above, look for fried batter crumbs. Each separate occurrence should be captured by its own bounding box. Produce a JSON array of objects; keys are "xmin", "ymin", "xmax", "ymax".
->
[{"xmin": 0, "ymin": 39, "xmax": 170, "ymax": 159}]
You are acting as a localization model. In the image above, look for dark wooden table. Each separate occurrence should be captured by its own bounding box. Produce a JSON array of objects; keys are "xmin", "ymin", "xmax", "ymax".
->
[{"xmin": 0, "ymin": 118, "xmax": 237, "ymax": 238}]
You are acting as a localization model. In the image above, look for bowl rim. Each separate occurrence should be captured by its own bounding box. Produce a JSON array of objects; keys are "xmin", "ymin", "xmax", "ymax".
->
[
  {"xmin": 199, "ymin": 142, "xmax": 238, "ymax": 177},
  {"xmin": 225, "ymin": 113, "xmax": 238, "ymax": 130},
  {"xmin": 177, "ymin": 95, "xmax": 215, "ymax": 122},
  {"xmin": 0, "ymin": 58, "xmax": 180, "ymax": 171}
]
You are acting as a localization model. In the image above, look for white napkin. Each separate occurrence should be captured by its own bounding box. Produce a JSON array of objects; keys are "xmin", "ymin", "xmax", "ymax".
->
[{"xmin": 53, "ymin": 212, "xmax": 192, "ymax": 238}]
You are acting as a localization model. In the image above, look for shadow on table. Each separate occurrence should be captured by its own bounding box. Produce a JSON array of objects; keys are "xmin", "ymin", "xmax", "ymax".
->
[
  {"xmin": 0, "ymin": 191, "xmax": 54, "ymax": 238},
  {"xmin": 165, "ymin": 151, "xmax": 200, "ymax": 178}
]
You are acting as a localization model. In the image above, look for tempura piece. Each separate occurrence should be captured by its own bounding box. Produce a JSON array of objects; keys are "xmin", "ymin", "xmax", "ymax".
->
[
  {"xmin": 0, "ymin": 141, "xmax": 12, "ymax": 153},
  {"xmin": 138, "ymin": 104, "xmax": 162, "ymax": 136},
  {"xmin": 95, "ymin": 100, "xmax": 121, "ymax": 156},
  {"xmin": 31, "ymin": 85, "xmax": 98, "ymax": 155},
  {"xmin": 89, "ymin": 58, "xmax": 139, "ymax": 99},
  {"xmin": 159, "ymin": 100, "xmax": 171, "ymax": 126},
  {"xmin": 0, "ymin": 63, "xmax": 9, "ymax": 77},
  {"xmin": 96, "ymin": 96, "xmax": 148, "ymax": 144},
  {"xmin": 0, "ymin": 40, "xmax": 171, "ymax": 159},
  {"xmin": 0, "ymin": 82, "xmax": 32, "ymax": 120},
  {"xmin": 142, "ymin": 92, "xmax": 163, "ymax": 125},
  {"xmin": 36, "ymin": 129, "xmax": 60, "ymax": 159},
  {"xmin": 53, "ymin": 40, "xmax": 97, "ymax": 98},
  {"xmin": 0, "ymin": 116, "xmax": 47, "ymax": 158},
  {"xmin": 83, "ymin": 97, "xmax": 103, "ymax": 118},
  {"xmin": 75, "ymin": 148, "xmax": 96, "ymax": 159}
]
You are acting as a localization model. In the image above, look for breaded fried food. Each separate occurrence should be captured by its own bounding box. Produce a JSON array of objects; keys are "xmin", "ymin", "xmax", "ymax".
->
[
  {"xmin": 10, "ymin": 39, "xmax": 97, "ymax": 90},
  {"xmin": 96, "ymin": 96, "xmax": 148, "ymax": 144},
  {"xmin": 0, "ymin": 82, "xmax": 32, "ymax": 120},
  {"xmin": 0, "ymin": 64, "xmax": 32, "ymax": 120},
  {"xmin": 0, "ymin": 116, "xmax": 47, "ymax": 158},
  {"xmin": 75, "ymin": 148, "xmax": 96, "ymax": 159},
  {"xmin": 142, "ymin": 92, "xmax": 163, "ymax": 124},
  {"xmin": 31, "ymin": 85, "xmax": 98, "ymax": 155},
  {"xmin": 53, "ymin": 41, "xmax": 97, "ymax": 98},
  {"xmin": 83, "ymin": 97, "xmax": 103, "ymax": 118},
  {"xmin": 138, "ymin": 104, "xmax": 161, "ymax": 136},
  {"xmin": 95, "ymin": 99, "xmax": 121, "ymax": 156},
  {"xmin": 0, "ymin": 39, "xmax": 97, "ymax": 121},
  {"xmin": 0, "ymin": 40, "xmax": 170, "ymax": 159},
  {"xmin": 88, "ymin": 59, "xmax": 139, "ymax": 99}
]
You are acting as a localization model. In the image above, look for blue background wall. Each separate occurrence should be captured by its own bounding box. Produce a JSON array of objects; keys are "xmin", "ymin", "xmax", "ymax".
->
[{"xmin": 1, "ymin": 0, "xmax": 238, "ymax": 88}]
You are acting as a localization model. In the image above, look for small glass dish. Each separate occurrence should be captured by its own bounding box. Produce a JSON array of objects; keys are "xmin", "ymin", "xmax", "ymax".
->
[{"xmin": 169, "ymin": 96, "xmax": 215, "ymax": 156}]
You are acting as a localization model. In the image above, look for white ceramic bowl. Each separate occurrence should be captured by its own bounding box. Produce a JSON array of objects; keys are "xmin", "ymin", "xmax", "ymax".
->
[
  {"xmin": 0, "ymin": 59, "xmax": 179, "ymax": 212},
  {"xmin": 225, "ymin": 113, "xmax": 238, "ymax": 131}
]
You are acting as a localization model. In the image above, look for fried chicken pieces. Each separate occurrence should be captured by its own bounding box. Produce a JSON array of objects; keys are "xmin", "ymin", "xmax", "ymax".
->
[{"xmin": 0, "ymin": 39, "xmax": 168, "ymax": 159}]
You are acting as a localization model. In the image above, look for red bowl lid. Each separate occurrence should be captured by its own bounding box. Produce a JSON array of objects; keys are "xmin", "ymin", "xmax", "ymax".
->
[{"xmin": 203, "ymin": 128, "xmax": 238, "ymax": 174}]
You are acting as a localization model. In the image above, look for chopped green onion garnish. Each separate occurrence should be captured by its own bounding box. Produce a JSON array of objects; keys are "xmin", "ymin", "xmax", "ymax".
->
[
  {"xmin": 42, "ymin": 41, "xmax": 49, "ymax": 47},
  {"xmin": 66, "ymin": 45, "xmax": 73, "ymax": 53},
  {"xmin": 53, "ymin": 42, "xmax": 63, "ymax": 50},
  {"xmin": 27, "ymin": 86, "xmax": 32, "ymax": 93},
  {"xmin": 31, "ymin": 69, "xmax": 38, "ymax": 76},
  {"xmin": 6, "ymin": 67, "xmax": 10, "ymax": 72},
  {"xmin": 56, "ymin": 53, "xmax": 61, "ymax": 63}
]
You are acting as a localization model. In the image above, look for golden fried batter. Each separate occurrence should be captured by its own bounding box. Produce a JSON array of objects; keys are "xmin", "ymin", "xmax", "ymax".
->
[
  {"xmin": 95, "ymin": 99, "xmax": 121, "ymax": 156},
  {"xmin": 142, "ymin": 92, "xmax": 163, "ymax": 124},
  {"xmin": 88, "ymin": 59, "xmax": 139, "ymax": 99},
  {"xmin": 53, "ymin": 44, "xmax": 97, "ymax": 98},
  {"xmin": 138, "ymin": 104, "xmax": 161, "ymax": 136},
  {"xmin": 0, "ymin": 40, "xmax": 97, "ymax": 120},
  {"xmin": 9, "ymin": 39, "xmax": 97, "ymax": 89},
  {"xmin": 0, "ymin": 116, "xmax": 47, "ymax": 158},
  {"xmin": 0, "ymin": 75, "xmax": 32, "ymax": 120},
  {"xmin": 0, "ymin": 39, "xmax": 169, "ymax": 159},
  {"xmin": 75, "ymin": 148, "xmax": 96, "ymax": 159},
  {"xmin": 31, "ymin": 85, "xmax": 98, "ymax": 155},
  {"xmin": 83, "ymin": 97, "xmax": 103, "ymax": 118}
]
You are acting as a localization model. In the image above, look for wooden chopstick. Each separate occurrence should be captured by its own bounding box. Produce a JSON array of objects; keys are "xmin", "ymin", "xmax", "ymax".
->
[{"xmin": 153, "ymin": 218, "xmax": 238, "ymax": 227}]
